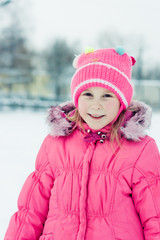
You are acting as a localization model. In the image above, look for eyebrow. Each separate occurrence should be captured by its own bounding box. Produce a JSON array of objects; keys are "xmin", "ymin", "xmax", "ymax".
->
[
  {"xmin": 103, "ymin": 91, "xmax": 113, "ymax": 94},
  {"xmin": 87, "ymin": 90, "xmax": 112, "ymax": 94},
  {"xmin": 82, "ymin": 89, "xmax": 114, "ymax": 95},
  {"xmin": 82, "ymin": 90, "xmax": 92, "ymax": 93}
]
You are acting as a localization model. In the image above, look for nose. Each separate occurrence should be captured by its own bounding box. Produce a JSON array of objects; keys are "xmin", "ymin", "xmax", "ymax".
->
[{"xmin": 91, "ymin": 99, "xmax": 102, "ymax": 110}]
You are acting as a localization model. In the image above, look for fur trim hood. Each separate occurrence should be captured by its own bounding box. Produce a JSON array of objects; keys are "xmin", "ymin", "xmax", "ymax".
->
[{"xmin": 47, "ymin": 101, "xmax": 152, "ymax": 141}]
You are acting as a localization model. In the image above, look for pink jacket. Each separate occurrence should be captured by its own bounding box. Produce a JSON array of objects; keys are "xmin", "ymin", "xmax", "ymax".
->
[{"xmin": 5, "ymin": 101, "xmax": 160, "ymax": 240}]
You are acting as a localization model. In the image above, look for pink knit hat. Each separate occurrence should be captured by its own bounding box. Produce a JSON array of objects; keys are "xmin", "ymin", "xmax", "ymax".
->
[{"xmin": 71, "ymin": 47, "xmax": 136, "ymax": 112}]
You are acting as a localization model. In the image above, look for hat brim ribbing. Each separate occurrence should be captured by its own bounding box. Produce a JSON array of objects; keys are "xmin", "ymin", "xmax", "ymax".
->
[{"xmin": 71, "ymin": 63, "xmax": 133, "ymax": 108}]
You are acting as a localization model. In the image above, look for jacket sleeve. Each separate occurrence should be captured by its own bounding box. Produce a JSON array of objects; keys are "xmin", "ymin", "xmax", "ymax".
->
[
  {"xmin": 132, "ymin": 138, "xmax": 160, "ymax": 240},
  {"xmin": 4, "ymin": 135, "xmax": 55, "ymax": 240}
]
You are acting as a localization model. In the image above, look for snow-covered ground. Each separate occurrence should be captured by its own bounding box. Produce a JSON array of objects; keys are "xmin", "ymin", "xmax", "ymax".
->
[{"xmin": 0, "ymin": 108, "xmax": 160, "ymax": 238}]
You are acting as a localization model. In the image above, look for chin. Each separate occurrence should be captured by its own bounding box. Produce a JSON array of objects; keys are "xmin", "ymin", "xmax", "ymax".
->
[{"xmin": 88, "ymin": 125, "xmax": 105, "ymax": 131}]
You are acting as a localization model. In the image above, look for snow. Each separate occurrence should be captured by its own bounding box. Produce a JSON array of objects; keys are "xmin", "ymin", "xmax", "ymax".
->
[{"xmin": 0, "ymin": 108, "xmax": 160, "ymax": 238}]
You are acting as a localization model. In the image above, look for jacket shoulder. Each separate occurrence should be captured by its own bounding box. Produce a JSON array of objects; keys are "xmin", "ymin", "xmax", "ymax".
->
[{"xmin": 132, "ymin": 136, "xmax": 160, "ymax": 175}]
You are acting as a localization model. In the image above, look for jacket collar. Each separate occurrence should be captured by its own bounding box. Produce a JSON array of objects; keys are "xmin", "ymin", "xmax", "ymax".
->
[{"xmin": 47, "ymin": 100, "xmax": 152, "ymax": 141}]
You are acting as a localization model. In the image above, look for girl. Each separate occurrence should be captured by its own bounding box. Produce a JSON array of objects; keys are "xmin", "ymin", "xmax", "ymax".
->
[{"xmin": 5, "ymin": 47, "xmax": 160, "ymax": 240}]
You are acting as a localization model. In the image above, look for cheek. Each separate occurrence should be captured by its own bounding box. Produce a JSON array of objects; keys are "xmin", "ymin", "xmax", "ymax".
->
[
  {"xmin": 104, "ymin": 101, "xmax": 120, "ymax": 115},
  {"xmin": 104, "ymin": 101, "xmax": 113, "ymax": 110},
  {"xmin": 78, "ymin": 99, "xmax": 88, "ymax": 115}
]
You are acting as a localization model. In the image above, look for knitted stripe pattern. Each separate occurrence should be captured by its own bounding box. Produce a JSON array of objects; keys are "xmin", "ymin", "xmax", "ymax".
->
[{"xmin": 71, "ymin": 48, "xmax": 135, "ymax": 110}]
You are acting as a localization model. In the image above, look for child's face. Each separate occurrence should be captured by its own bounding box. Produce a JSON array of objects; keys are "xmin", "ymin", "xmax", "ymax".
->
[{"xmin": 78, "ymin": 87, "xmax": 120, "ymax": 130}]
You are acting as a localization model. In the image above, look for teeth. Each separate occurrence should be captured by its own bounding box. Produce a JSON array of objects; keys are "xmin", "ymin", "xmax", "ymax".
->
[{"xmin": 89, "ymin": 114, "xmax": 103, "ymax": 118}]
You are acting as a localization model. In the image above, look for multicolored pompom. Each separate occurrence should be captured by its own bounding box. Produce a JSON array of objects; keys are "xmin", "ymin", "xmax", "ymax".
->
[
  {"xmin": 72, "ymin": 55, "xmax": 80, "ymax": 68},
  {"xmin": 85, "ymin": 47, "xmax": 95, "ymax": 54},
  {"xmin": 115, "ymin": 47, "xmax": 125, "ymax": 55}
]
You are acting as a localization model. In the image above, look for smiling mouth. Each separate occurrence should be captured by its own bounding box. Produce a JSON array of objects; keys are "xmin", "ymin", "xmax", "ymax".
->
[{"xmin": 88, "ymin": 114, "xmax": 105, "ymax": 119}]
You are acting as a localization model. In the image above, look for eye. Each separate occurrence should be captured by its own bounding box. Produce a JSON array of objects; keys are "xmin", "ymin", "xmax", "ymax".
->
[
  {"xmin": 103, "ymin": 94, "xmax": 113, "ymax": 98},
  {"xmin": 82, "ymin": 92, "xmax": 93, "ymax": 97}
]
